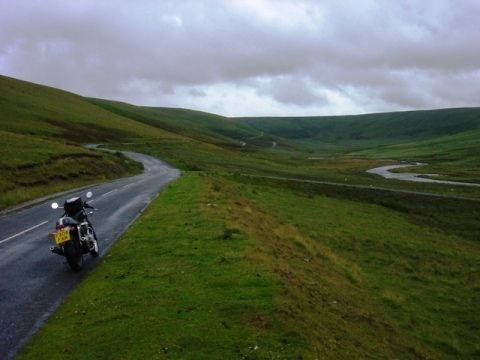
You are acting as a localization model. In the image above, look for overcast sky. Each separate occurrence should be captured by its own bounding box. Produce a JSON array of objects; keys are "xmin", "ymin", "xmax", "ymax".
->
[{"xmin": 1, "ymin": 0, "xmax": 479, "ymax": 116}]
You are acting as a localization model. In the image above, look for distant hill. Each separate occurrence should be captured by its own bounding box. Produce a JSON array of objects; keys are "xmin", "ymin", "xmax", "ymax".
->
[
  {"xmin": 87, "ymin": 98, "xmax": 259, "ymax": 145},
  {"xmin": 237, "ymin": 108, "xmax": 480, "ymax": 147},
  {"xmin": 4, "ymin": 74, "xmax": 479, "ymax": 151},
  {"xmin": 350, "ymin": 128, "xmax": 480, "ymax": 182}
]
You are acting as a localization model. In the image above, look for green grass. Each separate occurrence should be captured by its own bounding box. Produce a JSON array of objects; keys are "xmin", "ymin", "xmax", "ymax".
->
[
  {"xmin": 0, "ymin": 131, "xmax": 143, "ymax": 209},
  {"xmin": 88, "ymin": 98, "xmax": 259, "ymax": 145},
  {"xmin": 0, "ymin": 75, "xmax": 174, "ymax": 140},
  {"xmin": 20, "ymin": 172, "xmax": 480, "ymax": 359},
  {"xmin": 109, "ymin": 137, "xmax": 480, "ymax": 200},
  {"xmin": 19, "ymin": 173, "xmax": 308, "ymax": 360},
  {"xmin": 235, "ymin": 175, "xmax": 480, "ymax": 358}
]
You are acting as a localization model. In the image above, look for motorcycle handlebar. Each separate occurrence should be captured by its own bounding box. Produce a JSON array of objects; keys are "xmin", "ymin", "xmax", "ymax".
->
[{"xmin": 83, "ymin": 203, "xmax": 98, "ymax": 212}]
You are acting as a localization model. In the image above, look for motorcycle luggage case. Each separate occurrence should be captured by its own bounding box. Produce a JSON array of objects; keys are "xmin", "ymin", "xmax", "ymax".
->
[{"xmin": 64, "ymin": 197, "xmax": 83, "ymax": 217}]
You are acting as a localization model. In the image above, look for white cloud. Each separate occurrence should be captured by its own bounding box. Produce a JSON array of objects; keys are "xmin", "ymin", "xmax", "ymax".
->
[{"xmin": 162, "ymin": 14, "xmax": 183, "ymax": 27}]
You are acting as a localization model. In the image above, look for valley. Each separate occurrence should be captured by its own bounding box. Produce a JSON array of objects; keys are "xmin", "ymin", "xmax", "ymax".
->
[{"xmin": 1, "ymin": 75, "xmax": 479, "ymax": 359}]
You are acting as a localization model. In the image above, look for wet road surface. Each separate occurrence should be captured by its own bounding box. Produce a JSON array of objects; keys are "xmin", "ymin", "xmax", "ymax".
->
[{"xmin": 0, "ymin": 150, "xmax": 180, "ymax": 359}]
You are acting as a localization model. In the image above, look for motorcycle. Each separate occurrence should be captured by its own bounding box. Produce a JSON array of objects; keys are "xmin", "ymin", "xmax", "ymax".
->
[{"xmin": 48, "ymin": 191, "xmax": 99, "ymax": 271}]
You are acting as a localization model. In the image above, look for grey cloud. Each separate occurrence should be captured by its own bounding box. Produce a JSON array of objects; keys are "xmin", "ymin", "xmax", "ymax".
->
[
  {"xmin": 188, "ymin": 88, "xmax": 207, "ymax": 97},
  {"xmin": 0, "ymin": 0, "xmax": 479, "ymax": 115},
  {"xmin": 256, "ymin": 77, "xmax": 329, "ymax": 107}
]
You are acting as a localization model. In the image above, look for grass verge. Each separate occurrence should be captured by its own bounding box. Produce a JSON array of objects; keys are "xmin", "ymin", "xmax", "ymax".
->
[
  {"xmin": 0, "ymin": 132, "xmax": 143, "ymax": 210},
  {"xmin": 19, "ymin": 173, "xmax": 307, "ymax": 359},
  {"xmin": 19, "ymin": 172, "xmax": 480, "ymax": 359}
]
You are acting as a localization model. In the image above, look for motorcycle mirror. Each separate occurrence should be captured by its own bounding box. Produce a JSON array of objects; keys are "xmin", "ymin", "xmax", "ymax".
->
[
  {"xmin": 86, "ymin": 191, "xmax": 93, "ymax": 198},
  {"xmin": 51, "ymin": 202, "xmax": 59, "ymax": 209}
]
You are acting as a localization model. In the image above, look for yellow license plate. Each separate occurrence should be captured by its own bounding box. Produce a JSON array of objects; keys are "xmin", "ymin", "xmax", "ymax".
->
[{"xmin": 54, "ymin": 229, "xmax": 71, "ymax": 245}]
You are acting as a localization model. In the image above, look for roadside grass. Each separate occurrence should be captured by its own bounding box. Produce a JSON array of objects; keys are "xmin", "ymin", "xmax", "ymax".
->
[
  {"xmin": 19, "ymin": 173, "xmax": 309, "ymax": 359},
  {"xmin": 230, "ymin": 175, "xmax": 480, "ymax": 243},
  {"xmin": 220, "ymin": 179, "xmax": 421, "ymax": 358},
  {"xmin": 229, "ymin": 175, "xmax": 480, "ymax": 358},
  {"xmin": 20, "ymin": 172, "xmax": 480, "ymax": 358},
  {"xmin": 0, "ymin": 131, "xmax": 143, "ymax": 209}
]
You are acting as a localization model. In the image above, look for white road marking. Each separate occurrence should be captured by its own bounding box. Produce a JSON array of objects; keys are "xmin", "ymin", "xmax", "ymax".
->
[
  {"xmin": 101, "ymin": 189, "xmax": 118, "ymax": 198},
  {"xmin": 121, "ymin": 182, "xmax": 135, "ymax": 190},
  {"xmin": 0, "ymin": 221, "xmax": 49, "ymax": 245}
]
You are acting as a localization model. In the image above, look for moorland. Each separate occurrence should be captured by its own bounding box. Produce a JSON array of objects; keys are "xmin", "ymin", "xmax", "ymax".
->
[{"xmin": 1, "ymin": 75, "xmax": 479, "ymax": 358}]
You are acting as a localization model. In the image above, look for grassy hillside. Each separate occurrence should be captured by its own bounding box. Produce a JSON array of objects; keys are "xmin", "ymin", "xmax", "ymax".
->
[
  {"xmin": 88, "ymin": 98, "xmax": 259, "ymax": 145},
  {"xmin": 0, "ymin": 131, "xmax": 143, "ymax": 208},
  {"xmin": 0, "ymin": 75, "xmax": 175, "ymax": 140},
  {"xmin": 0, "ymin": 75, "xmax": 179, "ymax": 209},
  {"xmin": 238, "ymin": 107, "xmax": 480, "ymax": 147}
]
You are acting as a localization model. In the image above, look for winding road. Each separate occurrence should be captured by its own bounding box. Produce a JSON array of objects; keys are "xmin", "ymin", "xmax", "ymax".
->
[
  {"xmin": 0, "ymin": 150, "xmax": 180, "ymax": 359},
  {"xmin": 367, "ymin": 163, "xmax": 480, "ymax": 187}
]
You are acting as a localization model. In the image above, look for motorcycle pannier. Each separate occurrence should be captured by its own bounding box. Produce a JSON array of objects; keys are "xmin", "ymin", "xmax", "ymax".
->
[{"xmin": 64, "ymin": 197, "xmax": 83, "ymax": 217}]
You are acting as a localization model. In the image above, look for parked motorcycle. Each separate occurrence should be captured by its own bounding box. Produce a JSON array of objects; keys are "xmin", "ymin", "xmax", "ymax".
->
[{"xmin": 48, "ymin": 191, "xmax": 99, "ymax": 271}]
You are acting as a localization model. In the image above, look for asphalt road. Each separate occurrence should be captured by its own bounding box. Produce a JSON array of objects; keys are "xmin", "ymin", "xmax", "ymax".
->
[{"xmin": 0, "ymin": 150, "xmax": 180, "ymax": 359}]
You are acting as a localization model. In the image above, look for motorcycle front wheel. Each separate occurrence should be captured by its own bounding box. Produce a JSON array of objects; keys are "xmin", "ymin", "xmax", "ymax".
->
[
  {"xmin": 64, "ymin": 240, "xmax": 83, "ymax": 271},
  {"xmin": 89, "ymin": 227, "xmax": 99, "ymax": 258}
]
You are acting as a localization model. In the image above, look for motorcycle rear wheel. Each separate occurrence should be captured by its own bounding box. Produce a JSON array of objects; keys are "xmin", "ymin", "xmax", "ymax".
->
[{"xmin": 64, "ymin": 240, "xmax": 83, "ymax": 271}]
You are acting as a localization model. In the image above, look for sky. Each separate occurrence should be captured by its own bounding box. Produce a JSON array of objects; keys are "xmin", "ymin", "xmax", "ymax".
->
[{"xmin": 1, "ymin": 0, "xmax": 479, "ymax": 117}]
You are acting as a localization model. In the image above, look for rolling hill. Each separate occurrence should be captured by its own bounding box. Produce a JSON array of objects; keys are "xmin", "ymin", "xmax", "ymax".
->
[
  {"xmin": 2, "ymin": 74, "xmax": 480, "ymax": 208},
  {"xmin": 0, "ymin": 75, "xmax": 176, "ymax": 141},
  {"xmin": 88, "ymin": 98, "xmax": 259, "ymax": 145},
  {"xmin": 237, "ymin": 107, "xmax": 480, "ymax": 147}
]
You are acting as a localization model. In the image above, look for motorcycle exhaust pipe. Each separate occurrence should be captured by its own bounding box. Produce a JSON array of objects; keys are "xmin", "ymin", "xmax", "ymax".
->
[{"xmin": 50, "ymin": 246, "xmax": 64, "ymax": 256}]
